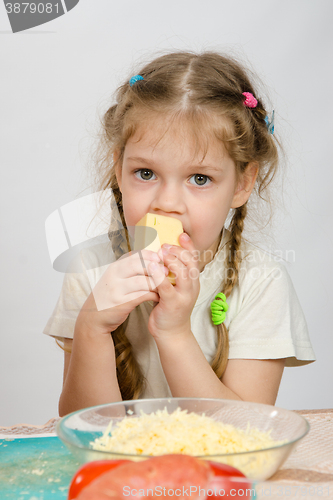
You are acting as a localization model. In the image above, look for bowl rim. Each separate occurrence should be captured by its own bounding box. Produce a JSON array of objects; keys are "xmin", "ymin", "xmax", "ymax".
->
[{"xmin": 56, "ymin": 397, "xmax": 310, "ymax": 458}]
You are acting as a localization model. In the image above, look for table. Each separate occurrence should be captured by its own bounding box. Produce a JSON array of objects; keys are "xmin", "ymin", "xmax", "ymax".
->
[{"xmin": 0, "ymin": 409, "xmax": 332, "ymax": 499}]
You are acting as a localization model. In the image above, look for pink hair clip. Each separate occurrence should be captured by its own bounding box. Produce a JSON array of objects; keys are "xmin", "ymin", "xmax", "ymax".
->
[{"xmin": 242, "ymin": 92, "xmax": 258, "ymax": 108}]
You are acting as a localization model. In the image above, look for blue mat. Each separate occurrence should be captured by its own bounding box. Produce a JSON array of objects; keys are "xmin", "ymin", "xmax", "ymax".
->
[{"xmin": 0, "ymin": 436, "xmax": 81, "ymax": 499}]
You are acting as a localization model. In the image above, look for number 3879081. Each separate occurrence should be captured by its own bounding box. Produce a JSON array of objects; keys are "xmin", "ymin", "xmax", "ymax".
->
[{"xmin": 5, "ymin": 3, "xmax": 60, "ymax": 14}]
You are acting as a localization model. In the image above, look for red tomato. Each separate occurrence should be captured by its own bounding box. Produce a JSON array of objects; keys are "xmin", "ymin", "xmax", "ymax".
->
[
  {"xmin": 208, "ymin": 461, "xmax": 246, "ymax": 478},
  {"xmin": 73, "ymin": 455, "xmax": 211, "ymax": 500},
  {"xmin": 68, "ymin": 459, "xmax": 130, "ymax": 499},
  {"xmin": 207, "ymin": 461, "xmax": 253, "ymax": 499},
  {"xmin": 68, "ymin": 457, "xmax": 253, "ymax": 500}
]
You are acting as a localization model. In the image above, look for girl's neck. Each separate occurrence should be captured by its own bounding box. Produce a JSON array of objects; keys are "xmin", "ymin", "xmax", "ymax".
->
[{"xmin": 198, "ymin": 228, "xmax": 223, "ymax": 273}]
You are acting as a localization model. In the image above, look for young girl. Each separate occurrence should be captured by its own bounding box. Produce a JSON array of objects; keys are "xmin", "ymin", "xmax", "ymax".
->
[{"xmin": 44, "ymin": 51, "xmax": 315, "ymax": 416}]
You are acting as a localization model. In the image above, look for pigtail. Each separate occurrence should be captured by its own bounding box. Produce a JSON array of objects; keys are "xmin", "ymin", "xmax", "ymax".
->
[
  {"xmin": 93, "ymin": 106, "xmax": 147, "ymax": 400},
  {"xmin": 107, "ymin": 165, "xmax": 146, "ymax": 400},
  {"xmin": 210, "ymin": 324, "xmax": 229, "ymax": 378},
  {"xmin": 112, "ymin": 319, "xmax": 146, "ymax": 400},
  {"xmin": 210, "ymin": 203, "xmax": 247, "ymax": 378}
]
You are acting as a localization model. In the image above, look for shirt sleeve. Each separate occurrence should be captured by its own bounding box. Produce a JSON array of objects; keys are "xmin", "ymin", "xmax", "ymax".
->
[
  {"xmin": 43, "ymin": 241, "xmax": 117, "ymax": 341},
  {"xmin": 43, "ymin": 267, "xmax": 93, "ymax": 341},
  {"xmin": 227, "ymin": 261, "xmax": 316, "ymax": 366}
]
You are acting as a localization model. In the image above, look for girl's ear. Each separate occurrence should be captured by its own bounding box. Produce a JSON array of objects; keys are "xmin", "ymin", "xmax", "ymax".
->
[
  {"xmin": 114, "ymin": 151, "xmax": 122, "ymax": 192},
  {"xmin": 231, "ymin": 162, "xmax": 258, "ymax": 208}
]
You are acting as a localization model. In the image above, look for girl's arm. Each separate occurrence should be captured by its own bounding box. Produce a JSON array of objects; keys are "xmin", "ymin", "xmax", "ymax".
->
[
  {"xmin": 155, "ymin": 332, "xmax": 285, "ymax": 404},
  {"xmin": 148, "ymin": 235, "xmax": 285, "ymax": 405},
  {"xmin": 59, "ymin": 324, "xmax": 121, "ymax": 417},
  {"xmin": 221, "ymin": 358, "xmax": 285, "ymax": 404},
  {"xmin": 58, "ymin": 250, "xmax": 163, "ymax": 416}
]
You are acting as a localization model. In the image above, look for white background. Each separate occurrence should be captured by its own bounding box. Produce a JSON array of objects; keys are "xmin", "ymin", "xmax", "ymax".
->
[{"xmin": 0, "ymin": 0, "xmax": 332, "ymax": 426}]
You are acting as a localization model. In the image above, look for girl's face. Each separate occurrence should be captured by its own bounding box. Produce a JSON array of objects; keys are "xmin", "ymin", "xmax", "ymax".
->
[{"xmin": 116, "ymin": 117, "xmax": 254, "ymax": 269}]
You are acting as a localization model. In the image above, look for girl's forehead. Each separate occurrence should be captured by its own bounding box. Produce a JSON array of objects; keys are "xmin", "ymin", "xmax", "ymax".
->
[{"xmin": 125, "ymin": 113, "xmax": 230, "ymax": 162}]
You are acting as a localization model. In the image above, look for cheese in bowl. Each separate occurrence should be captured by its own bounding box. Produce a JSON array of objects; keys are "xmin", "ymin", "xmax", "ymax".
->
[
  {"xmin": 56, "ymin": 398, "xmax": 310, "ymax": 480},
  {"xmin": 91, "ymin": 407, "xmax": 284, "ymax": 456},
  {"xmin": 90, "ymin": 407, "xmax": 289, "ymax": 477}
]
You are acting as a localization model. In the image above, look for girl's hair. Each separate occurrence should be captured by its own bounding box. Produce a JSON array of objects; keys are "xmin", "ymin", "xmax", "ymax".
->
[{"xmin": 94, "ymin": 51, "xmax": 279, "ymax": 399}]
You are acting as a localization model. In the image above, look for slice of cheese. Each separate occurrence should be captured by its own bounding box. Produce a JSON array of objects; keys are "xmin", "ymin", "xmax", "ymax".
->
[{"xmin": 134, "ymin": 213, "xmax": 184, "ymax": 284}]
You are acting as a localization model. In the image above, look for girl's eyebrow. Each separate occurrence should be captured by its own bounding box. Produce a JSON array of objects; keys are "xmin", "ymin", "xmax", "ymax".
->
[
  {"xmin": 126, "ymin": 156, "xmax": 222, "ymax": 173},
  {"xmin": 126, "ymin": 156, "xmax": 155, "ymax": 165}
]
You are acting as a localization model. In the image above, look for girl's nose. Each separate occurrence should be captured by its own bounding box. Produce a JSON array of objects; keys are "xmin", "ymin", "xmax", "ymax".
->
[{"xmin": 150, "ymin": 182, "xmax": 185, "ymax": 214}]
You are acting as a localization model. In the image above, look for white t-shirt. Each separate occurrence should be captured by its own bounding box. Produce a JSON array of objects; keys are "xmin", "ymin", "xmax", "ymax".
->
[{"xmin": 43, "ymin": 230, "xmax": 315, "ymax": 398}]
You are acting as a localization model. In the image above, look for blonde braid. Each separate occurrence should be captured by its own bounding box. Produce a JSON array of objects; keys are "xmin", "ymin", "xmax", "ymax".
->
[
  {"xmin": 210, "ymin": 203, "xmax": 247, "ymax": 378},
  {"xmin": 112, "ymin": 320, "xmax": 146, "ymax": 400},
  {"xmin": 108, "ymin": 171, "xmax": 146, "ymax": 400}
]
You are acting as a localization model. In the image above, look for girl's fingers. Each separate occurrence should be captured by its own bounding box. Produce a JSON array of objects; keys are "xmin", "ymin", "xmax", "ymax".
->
[
  {"xmin": 164, "ymin": 257, "xmax": 189, "ymax": 282},
  {"xmin": 149, "ymin": 261, "xmax": 173, "ymax": 292},
  {"xmin": 179, "ymin": 231, "xmax": 196, "ymax": 249},
  {"xmin": 122, "ymin": 290, "xmax": 160, "ymax": 305},
  {"xmin": 123, "ymin": 274, "xmax": 167, "ymax": 295},
  {"xmin": 103, "ymin": 289, "xmax": 160, "ymax": 311},
  {"xmin": 117, "ymin": 250, "xmax": 161, "ymax": 279},
  {"xmin": 161, "ymin": 245, "xmax": 199, "ymax": 282},
  {"xmin": 178, "ymin": 232, "xmax": 199, "ymax": 258},
  {"xmin": 93, "ymin": 272, "xmax": 161, "ymax": 311}
]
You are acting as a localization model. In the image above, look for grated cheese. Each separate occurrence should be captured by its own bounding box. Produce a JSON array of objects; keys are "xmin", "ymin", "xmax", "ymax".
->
[{"xmin": 91, "ymin": 408, "xmax": 286, "ymax": 477}]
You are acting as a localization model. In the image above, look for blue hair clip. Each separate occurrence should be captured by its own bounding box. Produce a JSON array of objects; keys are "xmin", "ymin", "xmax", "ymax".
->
[
  {"xmin": 129, "ymin": 75, "xmax": 144, "ymax": 87},
  {"xmin": 264, "ymin": 110, "xmax": 275, "ymax": 135}
]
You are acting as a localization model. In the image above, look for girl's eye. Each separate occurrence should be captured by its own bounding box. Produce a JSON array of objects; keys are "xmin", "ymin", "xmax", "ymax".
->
[
  {"xmin": 135, "ymin": 169, "xmax": 156, "ymax": 181},
  {"xmin": 189, "ymin": 174, "xmax": 211, "ymax": 186}
]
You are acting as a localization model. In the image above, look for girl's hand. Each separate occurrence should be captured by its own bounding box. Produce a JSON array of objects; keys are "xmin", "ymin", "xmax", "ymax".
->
[
  {"xmin": 147, "ymin": 233, "xmax": 200, "ymax": 339},
  {"xmin": 76, "ymin": 250, "xmax": 167, "ymax": 336}
]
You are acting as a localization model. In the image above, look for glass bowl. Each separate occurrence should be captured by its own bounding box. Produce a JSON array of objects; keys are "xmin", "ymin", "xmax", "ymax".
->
[{"xmin": 56, "ymin": 398, "xmax": 309, "ymax": 481}]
